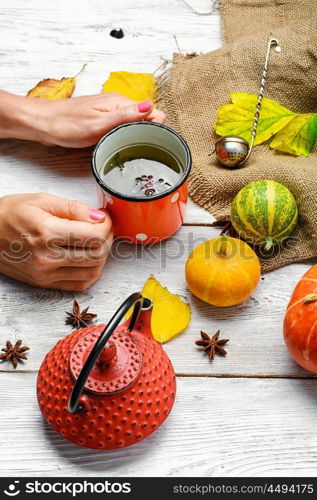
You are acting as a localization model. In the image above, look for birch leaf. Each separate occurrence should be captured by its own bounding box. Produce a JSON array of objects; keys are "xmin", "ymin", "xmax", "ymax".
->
[
  {"xmin": 269, "ymin": 113, "xmax": 317, "ymax": 156},
  {"xmin": 26, "ymin": 64, "xmax": 86, "ymax": 100},
  {"xmin": 102, "ymin": 71, "xmax": 156, "ymax": 102},
  {"xmin": 215, "ymin": 93, "xmax": 296, "ymax": 145},
  {"xmin": 126, "ymin": 276, "xmax": 191, "ymax": 343}
]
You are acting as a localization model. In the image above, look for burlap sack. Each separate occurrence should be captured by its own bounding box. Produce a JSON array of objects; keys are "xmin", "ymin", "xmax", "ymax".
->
[{"xmin": 158, "ymin": 0, "xmax": 317, "ymax": 272}]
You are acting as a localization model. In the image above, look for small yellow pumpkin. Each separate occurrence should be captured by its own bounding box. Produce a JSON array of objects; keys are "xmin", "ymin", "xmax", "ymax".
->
[{"xmin": 185, "ymin": 236, "xmax": 261, "ymax": 307}]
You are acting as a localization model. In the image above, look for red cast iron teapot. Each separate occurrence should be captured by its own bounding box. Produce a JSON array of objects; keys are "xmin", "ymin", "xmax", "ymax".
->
[{"xmin": 37, "ymin": 293, "xmax": 176, "ymax": 450}]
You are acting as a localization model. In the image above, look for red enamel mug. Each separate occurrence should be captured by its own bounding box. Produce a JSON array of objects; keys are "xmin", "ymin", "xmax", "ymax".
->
[{"xmin": 91, "ymin": 121, "xmax": 192, "ymax": 244}]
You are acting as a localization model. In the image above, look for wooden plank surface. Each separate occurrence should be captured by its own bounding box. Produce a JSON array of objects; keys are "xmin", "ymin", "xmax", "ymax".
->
[
  {"xmin": 0, "ymin": 226, "xmax": 314, "ymax": 377},
  {"xmin": 0, "ymin": 0, "xmax": 221, "ymax": 98},
  {"xmin": 0, "ymin": 0, "xmax": 316, "ymax": 478},
  {"xmin": 0, "ymin": 0, "xmax": 220, "ymax": 224},
  {"xmin": 1, "ymin": 373, "xmax": 317, "ymax": 477}
]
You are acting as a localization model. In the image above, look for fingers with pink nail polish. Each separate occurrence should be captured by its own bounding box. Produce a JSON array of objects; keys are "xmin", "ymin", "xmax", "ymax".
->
[
  {"xmin": 90, "ymin": 208, "xmax": 106, "ymax": 221},
  {"xmin": 106, "ymin": 99, "xmax": 160, "ymax": 129},
  {"xmin": 138, "ymin": 100, "xmax": 152, "ymax": 113}
]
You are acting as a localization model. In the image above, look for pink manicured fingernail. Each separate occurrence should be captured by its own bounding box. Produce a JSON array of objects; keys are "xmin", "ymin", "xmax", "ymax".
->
[
  {"xmin": 90, "ymin": 208, "xmax": 106, "ymax": 221},
  {"xmin": 138, "ymin": 100, "xmax": 152, "ymax": 113}
]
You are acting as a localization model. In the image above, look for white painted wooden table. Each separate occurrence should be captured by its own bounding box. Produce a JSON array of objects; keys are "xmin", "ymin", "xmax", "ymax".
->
[{"xmin": 0, "ymin": 0, "xmax": 316, "ymax": 478}]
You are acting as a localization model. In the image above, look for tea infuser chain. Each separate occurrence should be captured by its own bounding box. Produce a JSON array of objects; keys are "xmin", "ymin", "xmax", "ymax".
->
[
  {"xmin": 242, "ymin": 37, "xmax": 281, "ymax": 165},
  {"xmin": 214, "ymin": 37, "xmax": 281, "ymax": 168}
]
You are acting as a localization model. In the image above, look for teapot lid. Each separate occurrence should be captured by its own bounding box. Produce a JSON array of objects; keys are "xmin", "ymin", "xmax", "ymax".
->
[{"xmin": 70, "ymin": 326, "xmax": 142, "ymax": 396}]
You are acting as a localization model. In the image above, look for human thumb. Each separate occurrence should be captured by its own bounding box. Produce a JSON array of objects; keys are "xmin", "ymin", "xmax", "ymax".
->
[
  {"xmin": 107, "ymin": 99, "xmax": 153, "ymax": 127},
  {"xmin": 44, "ymin": 195, "xmax": 107, "ymax": 223}
]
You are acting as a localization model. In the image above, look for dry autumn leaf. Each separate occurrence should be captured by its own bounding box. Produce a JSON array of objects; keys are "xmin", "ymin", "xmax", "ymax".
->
[
  {"xmin": 127, "ymin": 276, "xmax": 191, "ymax": 343},
  {"xmin": 102, "ymin": 71, "xmax": 156, "ymax": 102},
  {"xmin": 26, "ymin": 63, "xmax": 86, "ymax": 100}
]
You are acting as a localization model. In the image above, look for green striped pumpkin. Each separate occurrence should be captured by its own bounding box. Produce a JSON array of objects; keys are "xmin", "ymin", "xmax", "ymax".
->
[{"xmin": 230, "ymin": 180, "xmax": 298, "ymax": 251}]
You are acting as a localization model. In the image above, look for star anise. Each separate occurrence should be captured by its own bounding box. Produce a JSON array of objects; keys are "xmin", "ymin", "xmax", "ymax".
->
[
  {"xmin": 0, "ymin": 340, "xmax": 29, "ymax": 369},
  {"xmin": 65, "ymin": 300, "xmax": 97, "ymax": 329},
  {"xmin": 195, "ymin": 330, "xmax": 229, "ymax": 360}
]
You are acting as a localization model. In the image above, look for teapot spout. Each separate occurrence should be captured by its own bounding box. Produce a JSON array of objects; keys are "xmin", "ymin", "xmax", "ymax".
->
[{"xmin": 127, "ymin": 297, "xmax": 153, "ymax": 338}]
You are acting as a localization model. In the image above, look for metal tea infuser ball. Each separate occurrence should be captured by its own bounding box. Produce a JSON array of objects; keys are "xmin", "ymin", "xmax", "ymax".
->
[{"xmin": 215, "ymin": 37, "xmax": 281, "ymax": 168}]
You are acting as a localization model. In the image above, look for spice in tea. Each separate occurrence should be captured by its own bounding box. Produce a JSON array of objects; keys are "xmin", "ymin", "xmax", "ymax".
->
[{"xmin": 101, "ymin": 144, "xmax": 183, "ymax": 198}]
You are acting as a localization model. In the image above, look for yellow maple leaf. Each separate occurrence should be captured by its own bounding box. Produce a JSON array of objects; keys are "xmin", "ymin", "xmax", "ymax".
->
[
  {"xmin": 26, "ymin": 64, "xmax": 86, "ymax": 100},
  {"xmin": 102, "ymin": 71, "xmax": 156, "ymax": 102},
  {"xmin": 127, "ymin": 276, "xmax": 191, "ymax": 343}
]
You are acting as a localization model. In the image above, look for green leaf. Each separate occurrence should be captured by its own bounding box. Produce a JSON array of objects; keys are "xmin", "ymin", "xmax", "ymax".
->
[
  {"xmin": 270, "ymin": 114, "xmax": 317, "ymax": 156},
  {"xmin": 215, "ymin": 93, "xmax": 296, "ymax": 145}
]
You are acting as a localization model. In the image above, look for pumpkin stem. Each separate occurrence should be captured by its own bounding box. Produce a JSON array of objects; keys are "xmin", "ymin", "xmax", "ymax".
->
[
  {"xmin": 264, "ymin": 237, "xmax": 273, "ymax": 251},
  {"xmin": 303, "ymin": 294, "xmax": 317, "ymax": 304},
  {"xmin": 217, "ymin": 235, "xmax": 228, "ymax": 257}
]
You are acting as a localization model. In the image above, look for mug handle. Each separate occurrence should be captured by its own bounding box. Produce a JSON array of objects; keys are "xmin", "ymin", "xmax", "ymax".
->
[{"xmin": 68, "ymin": 292, "xmax": 144, "ymax": 414}]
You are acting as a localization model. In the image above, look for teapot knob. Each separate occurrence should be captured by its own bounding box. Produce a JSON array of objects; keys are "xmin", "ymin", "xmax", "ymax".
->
[{"xmin": 97, "ymin": 341, "xmax": 117, "ymax": 366}]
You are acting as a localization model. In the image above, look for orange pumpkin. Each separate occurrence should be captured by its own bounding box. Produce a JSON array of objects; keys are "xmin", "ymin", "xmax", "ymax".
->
[
  {"xmin": 185, "ymin": 236, "xmax": 261, "ymax": 307},
  {"xmin": 284, "ymin": 264, "xmax": 317, "ymax": 373}
]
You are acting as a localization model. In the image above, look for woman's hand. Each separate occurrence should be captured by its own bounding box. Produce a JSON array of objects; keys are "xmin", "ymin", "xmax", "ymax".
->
[
  {"xmin": 0, "ymin": 90, "xmax": 166, "ymax": 147},
  {"xmin": 0, "ymin": 193, "xmax": 113, "ymax": 291}
]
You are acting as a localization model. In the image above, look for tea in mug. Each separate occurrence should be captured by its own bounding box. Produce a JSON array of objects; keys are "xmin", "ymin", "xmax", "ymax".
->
[{"xmin": 101, "ymin": 144, "xmax": 183, "ymax": 198}]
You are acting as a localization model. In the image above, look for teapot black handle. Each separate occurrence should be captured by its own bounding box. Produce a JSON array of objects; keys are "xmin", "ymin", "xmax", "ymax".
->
[{"xmin": 68, "ymin": 292, "xmax": 145, "ymax": 414}]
